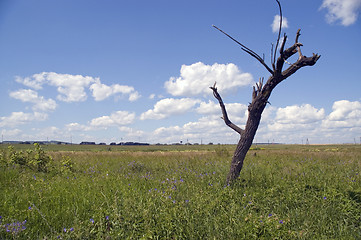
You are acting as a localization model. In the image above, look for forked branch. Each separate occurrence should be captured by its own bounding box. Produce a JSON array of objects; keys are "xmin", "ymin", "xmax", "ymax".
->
[{"xmin": 210, "ymin": 82, "xmax": 244, "ymax": 135}]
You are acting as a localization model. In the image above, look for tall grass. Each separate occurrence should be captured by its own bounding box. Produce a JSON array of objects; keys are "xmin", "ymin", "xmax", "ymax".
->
[{"xmin": 0, "ymin": 144, "xmax": 360, "ymax": 239}]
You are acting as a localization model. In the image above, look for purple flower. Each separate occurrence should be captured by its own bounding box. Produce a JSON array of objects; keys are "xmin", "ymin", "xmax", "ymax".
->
[
  {"xmin": 90, "ymin": 218, "xmax": 94, "ymax": 224},
  {"xmin": 70, "ymin": 227, "xmax": 74, "ymax": 232},
  {"xmin": 185, "ymin": 200, "xmax": 189, "ymax": 203},
  {"xmin": 105, "ymin": 216, "xmax": 109, "ymax": 221},
  {"xmin": 28, "ymin": 206, "xmax": 32, "ymax": 210},
  {"xmin": 268, "ymin": 214, "xmax": 272, "ymax": 217},
  {"xmin": 323, "ymin": 196, "xmax": 327, "ymax": 200},
  {"xmin": 279, "ymin": 220, "xmax": 283, "ymax": 224},
  {"xmin": 33, "ymin": 175, "xmax": 36, "ymax": 180},
  {"xmin": 63, "ymin": 228, "xmax": 67, "ymax": 232}
]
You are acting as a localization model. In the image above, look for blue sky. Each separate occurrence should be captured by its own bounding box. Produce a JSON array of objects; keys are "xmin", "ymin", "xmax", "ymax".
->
[{"xmin": 1, "ymin": 0, "xmax": 361, "ymax": 144}]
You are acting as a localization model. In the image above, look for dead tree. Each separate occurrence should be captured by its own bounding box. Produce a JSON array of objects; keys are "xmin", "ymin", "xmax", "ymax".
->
[{"xmin": 211, "ymin": 0, "xmax": 320, "ymax": 185}]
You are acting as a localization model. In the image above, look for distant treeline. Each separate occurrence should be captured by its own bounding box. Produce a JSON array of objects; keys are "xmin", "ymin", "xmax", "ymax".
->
[
  {"xmin": 81, "ymin": 142, "xmax": 150, "ymax": 146},
  {"xmin": 1, "ymin": 141, "xmax": 150, "ymax": 146}
]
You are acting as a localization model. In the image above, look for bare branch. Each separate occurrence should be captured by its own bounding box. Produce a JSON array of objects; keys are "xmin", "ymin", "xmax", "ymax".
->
[
  {"xmin": 295, "ymin": 29, "xmax": 303, "ymax": 59},
  {"xmin": 213, "ymin": 25, "xmax": 274, "ymax": 75},
  {"xmin": 210, "ymin": 83, "xmax": 244, "ymax": 135},
  {"xmin": 281, "ymin": 53, "xmax": 321, "ymax": 79},
  {"xmin": 273, "ymin": 0, "xmax": 283, "ymax": 67}
]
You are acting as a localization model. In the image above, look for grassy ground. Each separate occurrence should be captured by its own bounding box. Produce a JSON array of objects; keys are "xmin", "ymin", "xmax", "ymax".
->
[{"xmin": 0, "ymin": 144, "xmax": 360, "ymax": 239}]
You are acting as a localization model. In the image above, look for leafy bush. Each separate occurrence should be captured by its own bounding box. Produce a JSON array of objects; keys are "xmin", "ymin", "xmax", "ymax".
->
[
  {"xmin": 30, "ymin": 143, "xmax": 52, "ymax": 172},
  {"xmin": 1, "ymin": 144, "xmax": 52, "ymax": 172},
  {"xmin": 60, "ymin": 155, "xmax": 74, "ymax": 173}
]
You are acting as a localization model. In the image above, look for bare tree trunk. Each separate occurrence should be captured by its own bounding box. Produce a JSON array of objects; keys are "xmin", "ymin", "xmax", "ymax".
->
[
  {"xmin": 227, "ymin": 105, "xmax": 265, "ymax": 183},
  {"xmin": 211, "ymin": 1, "xmax": 320, "ymax": 185}
]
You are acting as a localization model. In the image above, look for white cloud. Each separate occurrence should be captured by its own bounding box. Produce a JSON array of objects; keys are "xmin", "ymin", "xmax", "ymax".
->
[
  {"xmin": 9, "ymin": 89, "xmax": 57, "ymax": 112},
  {"xmin": 196, "ymin": 100, "xmax": 220, "ymax": 115},
  {"xmin": 320, "ymin": 0, "xmax": 361, "ymax": 26},
  {"xmin": 64, "ymin": 111, "xmax": 136, "ymax": 134},
  {"xmin": 271, "ymin": 15, "xmax": 289, "ymax": 33},
  {"xmin": 274, "ymin": 104, "xmax": 325, "ymax": 124},
  {"xmin": 65, "ymin": 122, "xmax": 90, "ymax": 132},
  {"xmin": 89, "ymin": 79, "xmax": 140, "ymax": 101},
  {"xmin": 322, "ymin": 100, "xmax": 361, "ymax": 128},
  {"xmin": 16, "ymin": 72, "xmax": 95, "ymax": 102},
  {"xmin": 0, "ymin": 112, "xmax": 48, "ymax": 127},
  {"xmin": 128, "ymin": 91, "xmax": 141, "ymax": 102},
  {"xmin": 164, "ymin": 62, "xmax": 253, "ymax": 97},
  {"xmin": 140, "ymin": 98, "xmax": 200, "ymax": 120},
  {"xmin": 16, "ymin": 72, "xmax": 140, "ymax": 103},
  {"xmin": 151, "ymin": 115, "xmax": 238, "ymax": 144},
  {"xmin": 90, "ymin": 111, "xmax": 136, "ymax": 128},
  {"xmin": 1, "ymin": 129, "xmax": 22, "ymax": 139}
]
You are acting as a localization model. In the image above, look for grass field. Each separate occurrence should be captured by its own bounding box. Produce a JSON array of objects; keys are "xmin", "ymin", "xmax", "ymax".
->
[{"xmin": 0, "ymin": 143, "xmax": 360, "ymax": 239}]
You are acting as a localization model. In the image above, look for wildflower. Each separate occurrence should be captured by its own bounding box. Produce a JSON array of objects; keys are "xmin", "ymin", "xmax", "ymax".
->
[
  {"xmin": 279, "ymin": 220, "xmax": 283, "ymax": 224},
  {"xmin": 185, "ymin": 200, "xmax": 189, "ymax": 203},
  {"xmin": 90, "ymin": 218, "xmax": 94, "ymax": 224},
  {"xmin": 33, "ymin": 175, "xmax": 36, "ymax": 180},
  {"xmin": 70, "ymin": 227, "xmax": 74, "ymax": 232},
  {"xmin": 172, "ymin": 200, "xmax": 176, "ymax": 204},
  {"xmin": 268, "ymin": 214, "xmax": 272, "ymax": 217},
  {"xmin": 28, "ymin": 206, "xmax": 32, "ymax": 210},
  {"xmin": 323, "ymin": 196, "xmax": 327, "ymax": 200},
  {"xmin": 63, "ymin": 228, "xmax": 67, "ymax": 232},
  {"xmin": 105, "ymin": 216, "xmax": 109, "ymax": 221}
]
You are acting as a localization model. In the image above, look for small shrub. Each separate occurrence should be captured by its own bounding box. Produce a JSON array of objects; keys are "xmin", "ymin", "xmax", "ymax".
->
[
  {"xmin": 8, "ymin": 145, "xmax": 28, "ymax": 166},
  {"xmin": 60, "ymin": 155, "xmax": 74, "ymax": 173},
  {"xmin": 215, "ymin": 147, "xmax": 231, "ymax": 157}
]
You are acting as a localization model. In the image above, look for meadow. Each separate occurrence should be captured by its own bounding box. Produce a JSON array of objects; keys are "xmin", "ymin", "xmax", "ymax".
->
[{"xmin": 0, "ymin": 143, "xmax": 360, "ymax": 239}]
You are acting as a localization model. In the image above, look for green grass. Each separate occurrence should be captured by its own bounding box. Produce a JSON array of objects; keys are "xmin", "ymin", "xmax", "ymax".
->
[{"xmin": 0, "ymin": 144, "xmax": 360, "ymax": 239}]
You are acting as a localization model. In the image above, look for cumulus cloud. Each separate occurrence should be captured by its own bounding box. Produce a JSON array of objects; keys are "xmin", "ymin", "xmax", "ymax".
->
[
  {"xmin": 196, "ymin": 100, "xmax": 220, "ymax": 115},
  {"xmin": 151, "ymin": 115, "xmax": 239, "ymax": 144},
  {"xmin": 271, "ymin": 15, "xmax": 289, "ymax": 33},
  {"xmin": 140, "ymin": 98, "xmax": 200, "ymax": 120},
  {"xmin": 16, "ymin": 72, "xmax": 95, "ymax": 102},
  {"xmin": 275, "ymin": 104, "xmax": 325, "ymax": 124},
  {"xmin": 64, "ymin": 111, "xmax": 136, "ymax": 134},
  {"xmin": 90, "ymin": 111, "xmax": 136, "ymax": 128},
  {"xmin": 196, "ymin": 100, "xmax": 248, "ymax": 124},
  {"xmin": 9, "ymin": 89, "xmax": 57, "ymax": 112},
  {"xmin": 265, "ymin": 104, "xmax": 325, "ymax": 133},
  {"xmin": 89, "ymin": 79, "xmax": 140, "ymax": 101},
  {"xmin": 320, "ymin": 0, "xmax": 361, "ymax": 26},
  {"xmin": 322, "ymin": 100, "xmax": 361, "ymax": 128},
  {"xmin": 164, "ymin": 62, "xmax": 253, "ymax": 97},
  {"xmin": 128, "ymin": 91, "xmax": 141, "ymax": 102},
  {"xmin": 0, "ymin": 112, "xmax": 48, "ymax": 128},
  {"xmin": 15, "ymin": 72, "xmax": 140, "ymax": 103}
]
